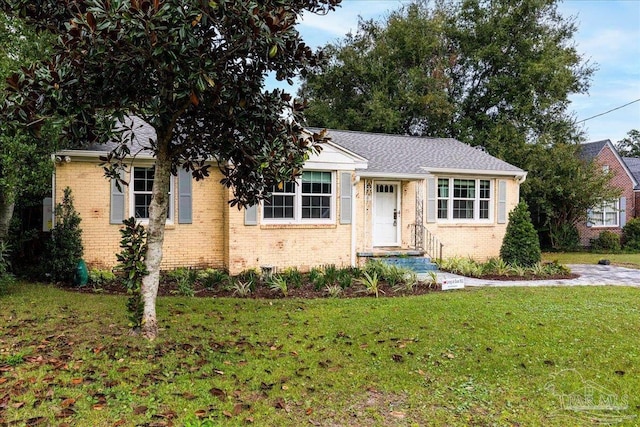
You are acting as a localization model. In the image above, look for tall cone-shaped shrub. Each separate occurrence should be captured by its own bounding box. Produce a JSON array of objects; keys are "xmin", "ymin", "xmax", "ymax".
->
[{"xmin": 500, "ymin": 201, "xmax": 541, "ymax": 267}]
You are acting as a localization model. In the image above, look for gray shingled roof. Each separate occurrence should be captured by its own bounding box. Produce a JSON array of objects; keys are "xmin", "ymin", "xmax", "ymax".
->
[
  {"xmin": 623, "ymin": 157, "xmax": 640, "ymax": 189},
  {"xmin": 319, "ymin": 129, "xmax": 524, "ymax": 175},
  {"xmin": 84, "ymin": 116, "xmax": 156, "ymax": 154},
  {"xmin": 579, "ymin": 140, "xmax": 609, "ymax": 162},
  {"xmin": 75, "ymin": 119, "xmax": 524, "ymax": 176}
]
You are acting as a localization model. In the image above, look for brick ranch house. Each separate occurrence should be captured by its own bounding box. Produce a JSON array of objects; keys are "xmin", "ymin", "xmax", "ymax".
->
[
  {"xmin": 53, "ymin": 124, "xmax": 526, "ymax": 275},
  {"xmin": 577, "ymin": 139, "xmax": 639, "ymax": 246}
]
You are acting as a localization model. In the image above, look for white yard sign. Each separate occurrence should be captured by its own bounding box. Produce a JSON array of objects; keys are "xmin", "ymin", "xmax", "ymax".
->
[{"xmin": 441, "ymin": 277, "xmax": 465, "ymax": 290}]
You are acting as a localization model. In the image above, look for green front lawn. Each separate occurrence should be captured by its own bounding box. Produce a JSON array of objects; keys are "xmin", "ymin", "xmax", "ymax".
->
[
  {"xmin": 543, "ymin": 252, "xmax": 640, "ymax": 268},
  {"xmin": 1, "ymin": 284, "xmax": 639, "ymax": 426}
]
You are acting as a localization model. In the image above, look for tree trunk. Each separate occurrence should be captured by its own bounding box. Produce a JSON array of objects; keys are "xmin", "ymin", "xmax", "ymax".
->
[
  {"xmin": 0, "ymin": 190, "xmax": 15, "ymax": 243},
  {"xmin": 140, "ymin": 143, "xmax": 173, "ymax": 340}
]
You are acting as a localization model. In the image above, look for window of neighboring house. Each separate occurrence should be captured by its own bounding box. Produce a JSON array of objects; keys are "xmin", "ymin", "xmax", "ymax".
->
[
  {"xmin": 263, "ymin": 171, "xmax": 334, "ymax": 222},
  {"xmin": 588, "ymin": 200, "xmax": 619, "ymax": 227},
  {"xmin": 437, "ymin": 178, "xmax": 492, "ymax": 221},
  {"xmin": 602, "ymin": 165, "xmax": 610, "ymax": 174},
  {"xmin": 131, "ymin": 166, "xmax": 173, "ymax": 221}
]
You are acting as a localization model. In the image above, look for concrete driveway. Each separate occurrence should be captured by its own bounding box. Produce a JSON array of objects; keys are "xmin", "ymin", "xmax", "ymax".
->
[{"xmin": 433, "ymin": 264, "xmax": 640, "ymax": 287}]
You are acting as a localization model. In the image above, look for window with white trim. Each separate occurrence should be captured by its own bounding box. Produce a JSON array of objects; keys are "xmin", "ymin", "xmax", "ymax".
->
[
  {"xmin": 437, "ymin": 178, "xmax": 492, "ymax": 221},
  {"xmin": 588, "ymin": 200, "xmax": 619, "ymax": 227},
  {"xmin": 263, "ymin": 171, "xmax": 334, "ymax": 222},
  {"xmin": 131, "ymin": 166, "xmax": 173, "ymax": 221}
]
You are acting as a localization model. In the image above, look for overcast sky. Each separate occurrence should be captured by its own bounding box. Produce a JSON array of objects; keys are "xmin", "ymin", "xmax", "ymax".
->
[{"xmin": 270, "ymin": 0, "xmax": 640, "ymax": 144}]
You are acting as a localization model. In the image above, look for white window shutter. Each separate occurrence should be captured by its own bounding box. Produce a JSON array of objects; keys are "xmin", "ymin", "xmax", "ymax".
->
[
  {"xmin": 178, "ymin": 168, "xmax": 192, "ymax": 224},
  {"xmin": 110, "ymin": 170, "xmax": 125, "ymax": 224},
  {"xmin": 340, "ymin": 172, "xmax": 352, "ymax": 224},
  {"xmin": 619, "ymin": 197, "xmax": 627, "ymax": 227},
  {"xmin": 426, "ymin": 177, "xmax": 436, "ymax": 223},
  {"xmin": 245, "ymin": 204, "xmax": 258, "ymax": 226},
  {"xmin": 497, "ymin": 180, "xmax": 507, "ymax": 224}
]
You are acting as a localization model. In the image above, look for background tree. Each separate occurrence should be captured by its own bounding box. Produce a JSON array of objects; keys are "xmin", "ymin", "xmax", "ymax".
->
[
  {"xmin": 0, "ymin": 12, "xmax": 55, "ymax": 243},
  {"xmin": 520, "ymin": 142, "xmax": 619, "ymax": 249},
  {"xmin": 615, "ymin": 129, "xmax": 640, "ymax": 157},
  {"xmin": 300, "ymin": 0, "xmax": 593, "ymax": 162},
  {"xmin": 1, "ymin": 0, "xmax": 339, "ymax": 339},
  {"xmin": 299, "ymin": 3, "xmax": 455, "ymax": 136},
  {"xmin": 300, "ymin": 0, "xmax": 611, "ymax": 246}
]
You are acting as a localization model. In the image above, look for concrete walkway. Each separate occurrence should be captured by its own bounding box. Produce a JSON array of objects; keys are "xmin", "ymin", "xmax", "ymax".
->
[{"xmin": 425, "ymin": 264, "xmax": 640, "ymax": 287}]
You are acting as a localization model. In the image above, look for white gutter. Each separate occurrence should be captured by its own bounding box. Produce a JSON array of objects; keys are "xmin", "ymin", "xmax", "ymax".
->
[
  {"xmin": 422, "ymin": 167, "xmax": 527, "ymax": 181},
  {"xmin": 357, "ymin": 172, "xmax": 427, "ymax": 180},
  {"xmin": 50, "ymin": 154, "xmax": 56, "ymax": 227}
]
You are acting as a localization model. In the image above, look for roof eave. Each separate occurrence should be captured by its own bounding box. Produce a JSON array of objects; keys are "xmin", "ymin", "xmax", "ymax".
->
[{"xmin": 422, "ymin": 167, "xmax": 527, "ymax": 178}]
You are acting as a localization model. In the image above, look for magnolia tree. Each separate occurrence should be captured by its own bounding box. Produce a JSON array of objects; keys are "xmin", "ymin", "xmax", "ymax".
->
[{"xmin": 1, "ymin": 0, "xmax": 340, "ymax": 339}]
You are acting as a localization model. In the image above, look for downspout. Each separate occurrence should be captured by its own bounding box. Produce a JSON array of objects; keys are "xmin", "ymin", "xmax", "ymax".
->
[
  {"xmin": 51, "ymin": 154, "xmax": 57, "ymax": 226},
  {"xmin": 350, "ymin": 175, "xmax": 360, "ymax": 267}
]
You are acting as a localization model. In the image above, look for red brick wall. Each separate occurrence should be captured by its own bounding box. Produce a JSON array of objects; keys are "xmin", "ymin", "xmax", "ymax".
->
[{"xmin": 576, "ymin": 144, "xmax": 636, "ymax": 246}]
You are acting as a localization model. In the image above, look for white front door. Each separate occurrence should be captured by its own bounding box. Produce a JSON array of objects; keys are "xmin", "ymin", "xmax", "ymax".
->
[{"xmin": 373, "ymin": 182, "xmax": 400, "ymax": 246}]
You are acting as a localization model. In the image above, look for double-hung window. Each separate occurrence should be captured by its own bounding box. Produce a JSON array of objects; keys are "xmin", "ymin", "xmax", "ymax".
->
[
  {"xmin": 437, "ymin": 178, "xmax": 492, "ymax": 221},
  {"xmin": 131, "ymin": 166, "xmax": 173, "ymax": 221},
  {"xmin": 263, "ymin": 171, "xmax": 334, "ymax": 223},
  {"xmin": 588, "ymin": 200, "xmax": 619, "ymax": 227}
]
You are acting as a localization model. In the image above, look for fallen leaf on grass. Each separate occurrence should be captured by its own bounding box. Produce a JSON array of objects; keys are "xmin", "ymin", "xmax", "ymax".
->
[
  {"xmin": 56, "ymin": 408, "xmax": 76, "ymax": 418},
  {"xmin": 209, "ymin": 387, "xmax": 226, "ymax": 401},
  {"xmin": 24, "ymin": 416, "xmax": 46, "ymax": 426},
  {"xmin": 274, "ymin": 397, "xmax": 287, "ymax": 411},
  {"xmin": 60, "ymin": 397, "xmax": 76, "ymax": 408},
  {"xmin": 12, "ymin": 401, "xmax": 25, "ymax": 409},
  {"xmin": 232, "ymin": 403, "xmax": 244, "ymax": 415},
  {"xmin": 133, "ymin": 405, "xmax": 147, "ymax": 415},
  {"xmin": 392, "ymin": 354, "xmax": 404, "ymax": 363}
]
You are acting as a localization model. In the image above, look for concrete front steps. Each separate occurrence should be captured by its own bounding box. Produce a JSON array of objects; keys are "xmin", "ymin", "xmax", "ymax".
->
[
  {"xmin": 358, "ymin": 249, "xmax": 439, "ymax": 274},
  {"xmin": 380, "ymin": 256, "xmax": 438, "ymax": 273}
]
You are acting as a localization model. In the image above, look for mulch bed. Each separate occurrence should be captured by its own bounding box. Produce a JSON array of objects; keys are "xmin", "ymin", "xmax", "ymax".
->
[
  {"xmin": 68, "ymin": 280, "xmax": 441, "ymax": 298},
  {"xmin": 64, "ymin": 271, "xmax": 579, "ymax": 299}
]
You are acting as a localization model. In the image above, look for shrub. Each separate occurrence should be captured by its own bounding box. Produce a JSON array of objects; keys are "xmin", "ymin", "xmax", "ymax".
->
[
  {"xmin": 0, "ymin": 241, "xmax": 15, "ymax": 294},
  {"xmin": 622, "ymin": 218, "xmax": 640, "ymax": 251},
  {"xmin": 324, "ymin": 284, "xmax": 342, "ymax": 298},
  {"xmin": 280, "ymin": 267, "xmax": 303, "ymax": 288},
  {"xmin": 309, "ymin": 267, "xmax": 325, "ymax": 291},
  {"xmin": 500, "ymin": 201, "xmax": 541, "ymax": 267},
  {"xmin": 166, "ymin": 267, "xmax": 198, "ymax": 296},
  {"xmin": 236, "ymin": 269, "xmax": 259, "ymax": 291},
  {"xmin": 358, "ymin": 271, "xmax": 383, "ymax": 298},
  {"xmin": 231, "ymin": 280, "xmax": 251, "ymax": 297},
  {"xmin": 484, "ymin": 257, "xmax": 509, "ymax": 276},
  {"xmin": 115, "ymin": 217, "xmax": 147, "ymax": 331},
  {"xmin": 590, "ymin": 230, "xmax": 621, "ymax": 252},
  {"xmin": 88, "ymin": 268, "xmax": 117, "ymax": 286},
  {"xmin": 43, "ymin": 187, "xmax": 84, "ymax": 284},
  {"xmin": 549, "ymin": 223, "xmax": 579, "ymax": 251},
  {"xmin": 197, "ymin": 268, "xmax": 229, "ymax": 289},
  {"xmin": 268, "ymin": 275, "xmax": 288, "ymax": 297},
  {"xmin": 336, "ymin": 268, "xmax": 354, "ymax": 289}
]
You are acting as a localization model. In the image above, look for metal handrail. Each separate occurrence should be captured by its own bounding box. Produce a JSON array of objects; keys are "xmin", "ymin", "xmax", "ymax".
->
[{"xmin": 409, "ymin": 223, "xmax": 443, "ymax": 263}]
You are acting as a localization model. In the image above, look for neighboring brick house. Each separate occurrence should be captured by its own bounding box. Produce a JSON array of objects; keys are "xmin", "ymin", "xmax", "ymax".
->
[
  {"xmin": 621, "ymin": 156, "xmax": 640, "ymax": 219},
  {"xmin": 576, "ymin": 140, "xmax": 638, "ymax": 246},
  {"xmin": 52, "ymin": 123, "xmax": 526, "ymax": 274}
]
